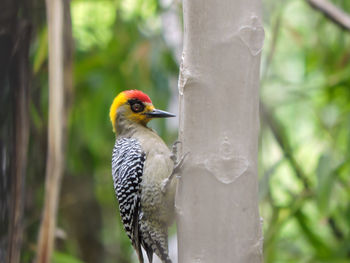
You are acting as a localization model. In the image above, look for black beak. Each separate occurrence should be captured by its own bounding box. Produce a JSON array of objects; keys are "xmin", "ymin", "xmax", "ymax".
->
[{"xmin": 145, "ymin": 109, "xmax": 176, "ymax": 118}]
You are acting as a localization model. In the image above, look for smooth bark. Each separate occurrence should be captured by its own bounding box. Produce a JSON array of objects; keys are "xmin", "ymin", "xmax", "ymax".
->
[
  {"xmin": 176, "ymin": 0, "xmax": 264, "ymax": 262},
  {"xmin": 36, "ymin": 0, "xmax": 71, "ymax": 261}
]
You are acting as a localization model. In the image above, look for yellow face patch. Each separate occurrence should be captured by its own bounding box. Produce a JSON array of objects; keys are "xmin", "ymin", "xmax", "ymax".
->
[
  {"xmin": 126, "ymin": 103, "xmax": 154, "ymax": 126},
  {"xmin": 110, "ymin": 92, "xmax": 155, "ymax": 133},
  {"xmin": 110, "ymin": 92, "xmax": 128, "ymax": 132}
]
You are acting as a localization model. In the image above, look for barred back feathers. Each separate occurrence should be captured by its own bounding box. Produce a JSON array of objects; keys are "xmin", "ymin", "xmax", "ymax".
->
[{"xmin": 112, "ymin": 138, "xmax": 145, "ymax": 244}]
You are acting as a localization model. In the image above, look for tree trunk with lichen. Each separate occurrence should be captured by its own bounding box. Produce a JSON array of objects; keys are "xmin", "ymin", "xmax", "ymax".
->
[{"xmin": 176, "ymin": 0, "xmax": 264, "ymax": 262}]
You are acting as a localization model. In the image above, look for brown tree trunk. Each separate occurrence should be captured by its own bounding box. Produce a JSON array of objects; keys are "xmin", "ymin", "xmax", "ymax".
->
[{"xmin": 0, "ymin": 1, "xmax": 31, "ymax": 262}]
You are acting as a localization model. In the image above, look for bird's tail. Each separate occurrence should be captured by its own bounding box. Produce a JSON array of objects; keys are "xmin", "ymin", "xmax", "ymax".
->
[{"xmin": 140, "ymin": 220, "xmax": 172, "ymax": 263}]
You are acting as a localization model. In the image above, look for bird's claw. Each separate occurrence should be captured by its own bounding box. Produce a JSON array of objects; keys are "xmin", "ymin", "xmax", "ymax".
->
[
  {"xmin": 173, "ymin": 151, "xmax": 189, "ymax": 174},
  {"xmin": 170, "ymin": 140, "xmax": 181, "ymax": 162},
  {"xmin": 161, "ymin": 178, "xmax": 170, "ymax": 194},
  {"xmin": 162, "ymin": 150, "xmax": 189, "ymax": 194}
]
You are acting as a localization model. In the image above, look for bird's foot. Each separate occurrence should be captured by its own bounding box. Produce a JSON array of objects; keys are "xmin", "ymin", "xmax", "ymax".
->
[
  {"xmin": 161, "ymin": 178, "xmax": 170, "ymax": 193},
  {"xmin": 172, "ymin": 151, "xmax": 189, "ymax": 175},
  {"xmin": 170, "ymin": 140, "xmax": 181, "ymax": 163},
  {"xmin": 162, "ymin": 151, "xmax": 189, "ymax": 194}
]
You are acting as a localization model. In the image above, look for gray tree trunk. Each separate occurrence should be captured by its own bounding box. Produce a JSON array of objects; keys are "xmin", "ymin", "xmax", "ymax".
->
[{"xmin": 176, "ymin": 0, "xmax": 264, "ymax": 262}]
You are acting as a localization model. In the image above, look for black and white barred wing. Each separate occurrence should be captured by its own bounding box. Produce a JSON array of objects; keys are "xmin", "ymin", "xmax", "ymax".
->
[{"xmin": 112, "ymin": 138, "xmax": 145, "ymax": 249}]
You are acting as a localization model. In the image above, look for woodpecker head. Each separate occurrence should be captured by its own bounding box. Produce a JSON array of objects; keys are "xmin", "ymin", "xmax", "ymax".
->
[{"xmin": 110, "ymin": 89, "xmax": 175, "ymax": 133}]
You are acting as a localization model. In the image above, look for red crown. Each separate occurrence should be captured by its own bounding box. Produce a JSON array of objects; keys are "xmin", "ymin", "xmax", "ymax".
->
[{"xmin": 124, "ymin": 90, "xmax": 152, "ymax": 104}]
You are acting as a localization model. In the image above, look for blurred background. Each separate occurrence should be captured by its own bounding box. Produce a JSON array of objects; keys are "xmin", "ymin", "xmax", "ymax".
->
[{"xmin": 1, "ymin": 0, "xmax": 350, "ymax": 262}]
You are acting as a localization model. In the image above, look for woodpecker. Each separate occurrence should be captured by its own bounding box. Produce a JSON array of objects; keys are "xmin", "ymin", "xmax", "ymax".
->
[{"xmin": 110, "ymin": 89, "xmax": 178, "ymax": 263}]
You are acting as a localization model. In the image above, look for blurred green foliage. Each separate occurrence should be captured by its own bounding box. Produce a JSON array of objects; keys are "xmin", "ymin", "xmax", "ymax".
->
[
  {"xmin": 261, "ymin": 0, "xmax": 350, "ymax": 262},
  {"xmin": 24, "ymin": 0, "xmax": 350, "ymax": 262}
]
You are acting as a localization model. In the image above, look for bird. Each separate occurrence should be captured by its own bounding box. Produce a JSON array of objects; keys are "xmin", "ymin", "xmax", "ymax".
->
[{"xmin": 110, "ymin": 89, "xmax": 180, "ymax": 263}]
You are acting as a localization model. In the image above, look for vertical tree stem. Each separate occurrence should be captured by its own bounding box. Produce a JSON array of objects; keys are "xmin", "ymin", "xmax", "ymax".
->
[
  {"xmin": 36, "ymin": 0, "xmax": 64, "ymax": 262},
  {"xmin": 176, "ymin": 0, "xmax": 264, "ymax": 262},
  {"xmin": 7, "ymin": 20, "xmax": 31, "ymax": 263}
]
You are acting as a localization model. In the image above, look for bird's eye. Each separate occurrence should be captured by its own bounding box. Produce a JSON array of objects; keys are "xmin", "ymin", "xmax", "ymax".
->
[{"xmin": 131, "ymin": 102, "xmax": 144, "ymax": 113}]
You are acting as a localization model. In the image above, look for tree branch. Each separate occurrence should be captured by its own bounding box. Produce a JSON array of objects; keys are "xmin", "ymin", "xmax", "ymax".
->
[{"xmin": 307, "ymin": 0, "xmax": 350, "ymax": 31}]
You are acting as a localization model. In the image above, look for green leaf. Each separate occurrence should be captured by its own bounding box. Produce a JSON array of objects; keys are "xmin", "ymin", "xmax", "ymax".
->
[
  {"xmin": 316, "ymin": 154, "xmax": 335, "ymax": 214},
  {"xmin": 295, "ymin": 210, "xmax": 332, "ymax": 257},
  {"xmin": 33, "ymin": 27, "xmax": 48, "ymax": 74}
]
